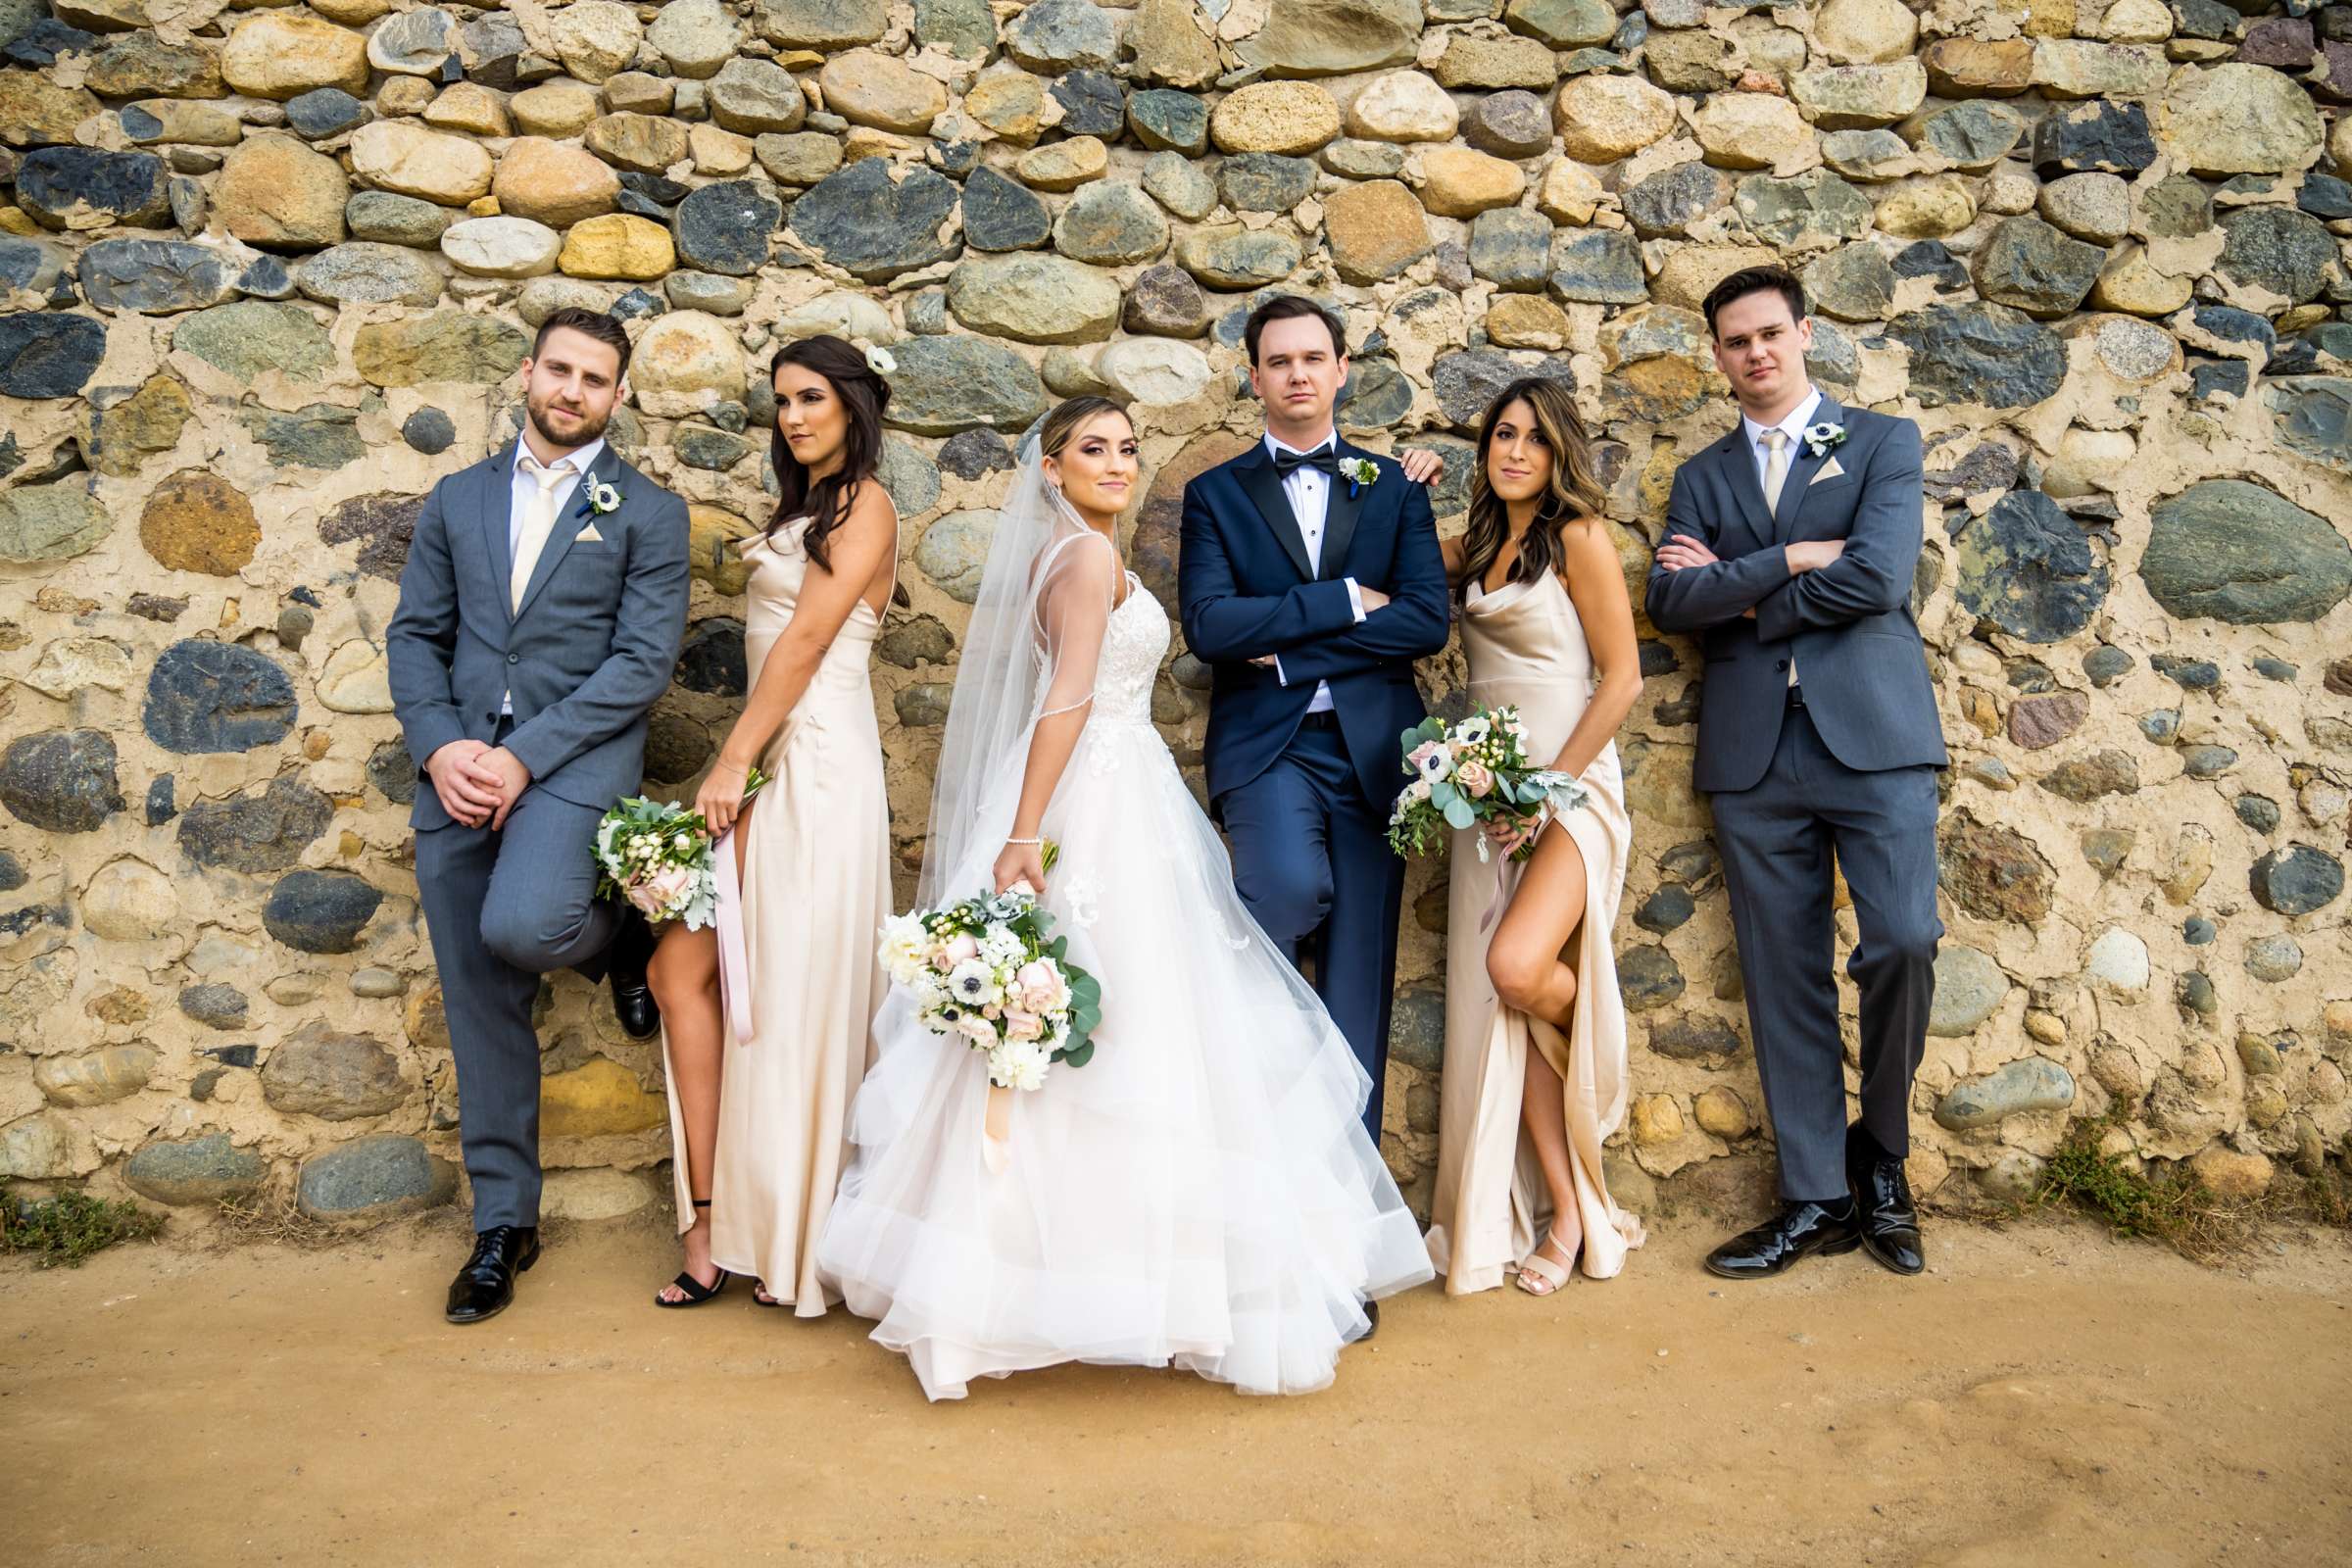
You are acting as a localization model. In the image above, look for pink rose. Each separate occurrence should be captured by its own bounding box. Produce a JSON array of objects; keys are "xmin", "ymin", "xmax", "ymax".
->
[
  {"xmin": 953, "ymin": 1010, "xmax": 998, "ymax": 1046},
  {"xmin": 1014, "ymin": 959, "xmax": 1063, "ymax": 1012},
  {"xmin": 943, "ymin": 933, "xmax": 980, "ymax": 964},
  {"xmin": 625, "ymin": 880, "xmax": 669, "ymax": 917},
  {"xmin": 1003, "ymin": 1009, "xmax": 1043, "ymax": 1042},
  {"xmin": 1457, "ymin": 760, "xmax": 1494, "ymax": 798}
]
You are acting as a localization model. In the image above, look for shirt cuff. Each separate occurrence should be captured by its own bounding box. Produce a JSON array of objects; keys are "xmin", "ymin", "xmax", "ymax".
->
[
  {"xmin": 1344, "ymin": 577, "xmax": 1366, "ymax": 622},
  {"xmin": 1272, "ymin": 656, "xmax": 1289, "ymax": 687}
]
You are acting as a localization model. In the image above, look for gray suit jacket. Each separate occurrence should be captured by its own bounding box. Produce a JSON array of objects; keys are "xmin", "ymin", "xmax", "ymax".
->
[
  {"xmin": 1643, "ymin": 395, "xmax": 1947, "ymax": 794},
  {"xmin": 386, "ymin": 438, "xmax": 690, "ymax": 831}
]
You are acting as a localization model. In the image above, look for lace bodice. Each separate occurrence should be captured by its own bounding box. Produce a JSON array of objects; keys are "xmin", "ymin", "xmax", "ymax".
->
[{"xmin": 1090, "ymin": 575, "xmax": 1168, "ymax": 726}]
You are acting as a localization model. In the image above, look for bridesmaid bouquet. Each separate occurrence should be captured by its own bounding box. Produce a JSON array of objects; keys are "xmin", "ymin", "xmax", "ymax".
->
[
  {"xmin": 591, "ymin": 769, "xmax": 767, "ymax": 929},
  {"xmin": 877, "ymin": 873, "xmax": 1102, "ymax": 1092},
  {"xmin": 1387, "ymin": 706, "xmax": 1588, "ymax": 864}
]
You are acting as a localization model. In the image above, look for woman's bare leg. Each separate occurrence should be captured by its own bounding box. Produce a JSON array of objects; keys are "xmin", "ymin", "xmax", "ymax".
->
[
  {"xmin": 1487, "ymin": 826, "xmax": 1591, "ymax": 1271},
  {"xmin": 650, "ymin": 920, "xmax": 723, "ymax": 1300}
]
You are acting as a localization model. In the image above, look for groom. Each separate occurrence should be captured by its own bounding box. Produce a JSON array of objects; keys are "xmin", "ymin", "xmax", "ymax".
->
[
  {"xmin": 1178, "ymin": 295, "xmax": 1449, "ymax": 1157},
  {"xmin": 387, "ymin": 307, "xmax": 689, "ymax": 1324},
  {"xmin": 1645, "ymin": 268, "xmax": 1946, "ymax": 1282}
]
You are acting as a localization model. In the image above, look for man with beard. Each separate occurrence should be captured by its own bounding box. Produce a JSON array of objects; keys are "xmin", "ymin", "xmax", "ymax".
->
[{"xmin": 387, "ymin": 308, "xmax": 689, "ymax": 1323}]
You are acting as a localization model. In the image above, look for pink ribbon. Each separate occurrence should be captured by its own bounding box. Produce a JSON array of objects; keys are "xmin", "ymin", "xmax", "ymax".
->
[{"xmin": 713, "ymin": 825, "xmax": 755, "ymax": 1045}]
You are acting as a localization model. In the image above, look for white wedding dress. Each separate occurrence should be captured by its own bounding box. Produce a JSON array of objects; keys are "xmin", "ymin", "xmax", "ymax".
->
[{"xmin": 815, "ymin": 527, "xmax": 1433, "ymax": 1401}]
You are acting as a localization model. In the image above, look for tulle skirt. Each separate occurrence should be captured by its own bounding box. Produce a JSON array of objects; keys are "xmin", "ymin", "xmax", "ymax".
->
[{"xmin": 814, "ymin": 715, "xmax": 1434, "ymax": 1400}]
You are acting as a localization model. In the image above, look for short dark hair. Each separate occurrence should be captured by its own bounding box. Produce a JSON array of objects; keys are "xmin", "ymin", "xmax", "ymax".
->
[
  {"xmin": 532, "ymin": 307, "xmax": 632, "ymax": 378},
  {"xmin": 1244, "ymin": 294, "xmax": 1348, "ymax": 366},
  {"xmin": 1701, "ymin": 268, "xmax": 1806, "ymax": 339}
]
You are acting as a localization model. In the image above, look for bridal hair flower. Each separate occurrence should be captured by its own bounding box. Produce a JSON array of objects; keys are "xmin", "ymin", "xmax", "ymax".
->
[
  {"xmin": 1802, "ymin": 421, "xmax": 1848, "ymax": 458},
  {"xmin": 852, "ymin": 337, "xmax": 897, "ymax": 376}
]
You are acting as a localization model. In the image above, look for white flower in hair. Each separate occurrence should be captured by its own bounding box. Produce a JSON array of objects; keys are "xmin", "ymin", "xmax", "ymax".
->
[{"xmin": 858, "ymin": 338, "xmax": 897, "ymax": 376}]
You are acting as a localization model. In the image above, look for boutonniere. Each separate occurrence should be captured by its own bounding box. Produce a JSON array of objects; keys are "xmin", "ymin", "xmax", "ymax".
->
[
  {"xmin": 1802, "ymin": 422, "xmax": 1847, "ymax": 459},
  {"xmin": 1338, "ymin": 455, "xmax": 1379, "ymax": 496},
  {"xmin": 578, "ymin": 477, "xmax": 623, "ymax": 518}
]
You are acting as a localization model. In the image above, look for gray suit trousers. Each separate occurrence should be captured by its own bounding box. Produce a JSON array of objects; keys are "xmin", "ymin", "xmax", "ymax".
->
[
  {"xmin": 1710, "ymin": 699, "xmax": 1940, "ymax": 1203},
  {"xmin": 413, "ymin": 776, "xmax": 616, "ymax": 1231}
]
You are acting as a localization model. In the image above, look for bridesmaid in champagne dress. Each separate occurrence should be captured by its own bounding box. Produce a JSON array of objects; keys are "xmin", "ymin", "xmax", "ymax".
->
[
  {"xmin": 647, "ymin": 335, "xmax": 900, "ymax": 1312},
  {"xmin": 1425, "ymin": 378, "xmax": 1648, "ymax": 1297}
]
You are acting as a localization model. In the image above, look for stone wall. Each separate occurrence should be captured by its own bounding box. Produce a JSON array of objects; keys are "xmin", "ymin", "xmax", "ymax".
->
[{"xmin": 1, "ymin": 0, "xmax": 2347, "ymax": 1228}]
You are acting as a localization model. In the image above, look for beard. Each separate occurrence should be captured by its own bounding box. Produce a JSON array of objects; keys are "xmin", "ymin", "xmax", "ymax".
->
[{"xmin": 524, "ymin": 389, "xmax": 610, "ymax": 450}]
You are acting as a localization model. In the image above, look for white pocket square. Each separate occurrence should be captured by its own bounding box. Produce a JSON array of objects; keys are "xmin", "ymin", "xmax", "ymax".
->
[
  {"xmin": 1810, "ymin": 456, "xmax": 1845, "ymax": 485},
  {"xmin": 576, "ymin": 522, "xmax": 604, "ymax": 543}
]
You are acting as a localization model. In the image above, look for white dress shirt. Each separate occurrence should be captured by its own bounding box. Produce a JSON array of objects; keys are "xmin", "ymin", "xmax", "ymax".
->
[
  {"xmin": 1740, "ymin": 387, "xmax": 1820, "ymax": 688},
  {"xmin": 1263, "ymin": 431, "xmax": 1366, "ymax": 714},
  {"xmin": 501, "ymin": 434, "xmax": 605, "ymax": 714}
]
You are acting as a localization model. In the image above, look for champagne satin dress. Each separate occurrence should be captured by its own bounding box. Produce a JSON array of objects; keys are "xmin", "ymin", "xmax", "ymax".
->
[
  {"xmin": 1424, "ymin": 568, "xmax": 1644, "ymax": 1293},
  {"xmin": 661, "ymin": 511, "xmax": 894, "ymax": 1313}
]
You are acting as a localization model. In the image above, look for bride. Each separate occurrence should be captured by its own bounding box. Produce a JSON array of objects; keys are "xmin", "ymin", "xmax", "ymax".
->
[{"xmin": 815, "ymin": 397, "xmax": 1433, "ymax": 1400}]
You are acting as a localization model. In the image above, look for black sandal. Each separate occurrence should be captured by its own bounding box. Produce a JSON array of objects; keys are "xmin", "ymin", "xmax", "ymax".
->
[
  {"xmin": 655, "ymin": 1200, "xmax": 730, "ymax": 1308},
  {"xmin": 751, "ymin": 1281, "xmax": 785, "ymax": 1309}
]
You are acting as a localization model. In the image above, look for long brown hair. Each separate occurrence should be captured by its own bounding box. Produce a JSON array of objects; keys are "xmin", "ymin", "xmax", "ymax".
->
[
  {"xmin": 766, "ymin": 334, "xmax": 888, "ymax": 572},
  {"xmin": 1457, "ymin": 377, "xmax": 1605, "ymax": 601}
]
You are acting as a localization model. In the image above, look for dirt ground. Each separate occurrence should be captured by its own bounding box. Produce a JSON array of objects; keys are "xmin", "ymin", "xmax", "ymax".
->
[{"xmin": 4, "ymin": 1206, "xmax": 2346, "ymax": 1568}]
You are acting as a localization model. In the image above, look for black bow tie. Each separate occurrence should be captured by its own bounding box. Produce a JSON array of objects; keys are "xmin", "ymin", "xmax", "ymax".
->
[{"xmin": 1273, "ymin": 444, "xmax": 1339, "ymax": 479}]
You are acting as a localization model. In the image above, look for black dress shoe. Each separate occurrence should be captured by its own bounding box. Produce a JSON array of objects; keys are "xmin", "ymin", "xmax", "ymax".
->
[
  {"xmin": 1360, "ymin": 1298, "xmax": 1380, "ymax": 1340},
  {"xmin": 1703, "ymin": 1200, "xmax": 1861, "ymax": 1281},
  {"xmin": 445, "ymin": 1224, "xmax": 540, "ymax": 1324},
  {"xmin": 1848, "ymin": 1123, "xmax": 1926, "ymax": 1277},
  {"xmin": 608, "ymin": 913, "xmax": 660, "ymax": 1040}
]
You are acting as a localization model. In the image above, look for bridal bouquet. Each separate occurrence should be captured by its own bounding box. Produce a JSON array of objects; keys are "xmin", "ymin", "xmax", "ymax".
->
[
  {"xmin": 878, "ymin": 874, "xmax": 1102, "ymax": 1092},
  {"xmin": 591, "ymin": 769, "xmax": 767, "ymax": 929},
  {"xmin": 1387, "ymin": 706, "xmax": 1588, "ymax": 864}
]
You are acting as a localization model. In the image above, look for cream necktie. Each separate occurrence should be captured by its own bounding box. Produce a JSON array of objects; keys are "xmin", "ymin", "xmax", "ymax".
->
[
  {"xmin": 1759, "ymin": 427, "xmax": 1790, "ymax": 512},
  {"xmin": 1760, "ymin": 428, "xmax": 1798, "ymax": 688},
  {"xmin": 511, "ymin": 453, "xmax": 571, "ymax": 613}
]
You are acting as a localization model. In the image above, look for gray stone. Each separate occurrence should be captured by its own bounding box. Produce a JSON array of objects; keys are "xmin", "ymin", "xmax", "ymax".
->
[
  {"xmin": 1801, "ymin": 241, "xmax": 1896, "ymax": 321},
  {"xmin": 2031, "ymin": 100, "xmax": 2157, "ymax": 174},
  {"xmin": 176, "ymin": 776, "xmax": 334, "ymax": 873},
  {"xmin": 171, "ymin": 300, "xmax": 333, "ymax": 381},
  {"xmin": 1977, "ymin": 1150, "xmax": 2046, "ymax": 1201},
  {"xmin": 1246, "ymin": 0, "xmax": 1423, "ymax": 76},
  {"xmin": 947, "ymin": 253, "xmax": 1120, "ymax": 343},
  {"xmin": 913, "ymin": 508, "xmax": 1002, "ymax": 600},
  {"xmin": 347, "ymin": 189, "xmax": 454, "ymax": 247},
  {"xmin": 1911, "ymin": 100, "xmax": 2026, "ymax": 169},
  {"xmin": 2142, "ymin": 479, "xmax": 2352, "ymax": 624},
  {"xmin": 15, "ymin": 146, "xmax": 170, "ymax": 229},
  {"xmin": 1054, "ymin": 181, "xmax": 1169, "ymax": 266},
  {"xmin": 1338, "ymin": 357, "xmax": 1412, "ymax": 426},
  {"xmin": 1735, "ymin": 170, "xmax": 1871, "ymax": 250},
  {"xmin": 666, "ymin": 271, "xmax": 754, "ymax": 316},
  {"xmin": 674, "ymin": 424, "xmax": 750, "ymax": 471},
  {"xmin": 1625, "ymin": 161, "xmax": 1735, "ymax": 238},
  {"xmin": 1388, "ymin": 982, "xmax": 1446, "ymax": 1071},
  {"xmin": 878, "ymin": 437, "xmax": 942, "ymax": 517},
  {"xmin": 1934, "ymin": 1055, "xmax": 2076, "ymax": 1130},
  {"xmin": 673, "ymin": 618, "xmax": 747, "ymax": 695},
  {"xmin": 2040, "ymin": 750, "xmax": 2139, "ymax": 805},
  {"xmin": 1129, "ymin": 88, "xmax": 1207, "ymax": 155},
  {"xmin": 1928, "ymin": 945, "xmax": 2008, "ymax": 1036},
  {"xmin": 262, "ymin": 869, "xmax": 384, "ymax": 955},
  {"xmin": 1647, "ymin": 1015, "xmax": 1745, "ymax": 1061},
  {"xmin": 0, "ymin": 729, "xmax": 122, "ymax": 832},
  {"xmin": 177, "ymin": 982, "xmax": 249, "ymax": 1029},
  {"xmin": 2249, "ymin": 844, "xmax": 2343, "ymax": 915},
  {"xmin": 1468, "ymin": 207, "xmax": 1552, "ymax": 290},
  {"xmin": 1143, "ymin": 150, "xmax": 1218, "ymax": 221},
  {"xmin": 239, "ymin": 402, "xmax": 364, "ymax": 470},
  {"xmin": 876, "ymin": 613, "xmax": 955, "ymax": 668},
  {"xmin": 2266, "ymin": 377, "xmax": 2352, "ymax": 475},
  {"xmin": 1431, "ymin": 349, "xmax": 1575, "ymax": 430},
  {"xmin": 1175, "ymin": 226, "xmax": 1304, "ymax": 290},
  {"xmin": 641, "ymin": 711, "xmax": 711, "ymax": 785},
  {"xmin": 1887, "ymin": 303, "xmax": 2066, "ymax": 410},
  {"xmin": 672, "ymin": 180, "xmax": 778, "ymax": 276},
  {"xmin": 913, "ymin": 0, "xmax": 995, "ymax": 57},
  {"xmin": 1122, "ymin": 263, "xmax": 1210, "ymax": 337},
  {"xmin": 1218, "ymin": 152, "xmax": 1317, "ymax": 213},
  {"xmin": 1973, "ymin": 217, "xmax": 2105, "ymax": 318},
  {"xmin": 961, "ymin": 165, "xmax": 1051, "ymax": 252},
  {"xmin": 285, "ymin": 86, "xmax": 367, "ymax": 140},
  {"xmin": 1619, "ymin": 944, "xmax": 1687, "ymax": 1010},
  {"xmin": 2243, "ymin": 935, "xmax": 2302, "ymax": 982},
  {"xmin": 759, "ymin": 0, "xmax": 887, "ymax": 49},
  {"xmin": 2182, "ymin": 745, "xmax": 2237, "ymax": 779},
  {"xmin": 1821, "ymin": 127, "xmax": 1912, "ymax": 180},
  {"xmin": 75, "ymin": 239, "xmax": 234, "ymax": 315},
  {"xmin": 1320, "ymin": 138, "xmax": 1406, "ymax": 179},
  {"xmin": 1465, "ymin": 88, "xmax": 1551, "ymax": 159},
  {"xmin": 262, "ymin": 1023, "xmax": 406, "ymax": 1120},
  {"xmin": 0, "ymin": 482, "xmax": 111, "ymax": 562},
  {"xmin": 787, "ymin": 161, "xmax": 959, "ymax": 280},
  {"xmin": 296, "ymin": 1135, "xmax": 456, "ymax": 1219},
  {"xmin": 318, "ymin": 492, "xmax": 424, "ymax": 581},
  {"xmin": 402, "ymin": 407, "xmax": 456, "ymax": 454},
  {"xmin": 0, "ymin": 312, "xmax": 106, "ymax": 399},
  {"xmin": 1003, "ymin": 0, "xmax": 1117, "ymax": 72},
  {"xmin": 367, "ymin": 739, "xmax": 417, "ymax": 805},
  {"xmin": 936, "ymin": 428, "xmax": 1012, "ymax": 480},
  {"xmin": 893, "ymin": 681, "xmax": 953, "ymax": 727},
  {"xmin": 298, "ymin": 242, "xmax": 444, "ymax": 307},
  {"xmin": 1633, "ymin": 884, "xmax": 1695, "ymax": 934},
  {"xmin": 1547, "ymin": 228, "xmax": 1645, "ymax": 305},
  {"xmin": 2217, "ymin": 206, "xmax": 2341, "ymax": 306},
  {"xmin": 1052, "ymin": 70, "xmax": 1124, "ymax": 138},
  {"xmin": 753, "ymin": 131, "xmax": 842, "ymax": 187},
  {"xmin": 123, "ymin": 1132, "xmax": 268, "ymax": 1205}
]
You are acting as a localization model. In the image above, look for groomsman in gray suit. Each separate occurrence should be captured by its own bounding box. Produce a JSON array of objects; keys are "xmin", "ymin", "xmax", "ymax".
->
[
  {"xmin": 1644, "ymin": 268, "xmax": 1946, "ymax": 1282},
  {"xmin": 387, "ymin": 308, "xmax": 689, "ymax": 1323}
]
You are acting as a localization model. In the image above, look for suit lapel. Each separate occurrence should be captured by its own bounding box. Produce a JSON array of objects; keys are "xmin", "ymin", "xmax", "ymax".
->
[
  {"xmin": 1716, "ymin": 429, "xmax": 1775, "ymax": 550},
  {"xmin": 1770, "ymin": 394, "xmax": 1839, "ymax": 542},
  {"xmin": 1318, "ymin": 438, "xmax": 1365, "ymax": 582},
  {"xmin": 1236, "ymin": 441, "xmax": 1315, "ymax": 583},
  {"xmin": 514, "ymin": 443, "xmax": 620, "ymax": 619},
  {"xmin": 481, "ymin": 440, "xmax": 517, "ymax": 621}
]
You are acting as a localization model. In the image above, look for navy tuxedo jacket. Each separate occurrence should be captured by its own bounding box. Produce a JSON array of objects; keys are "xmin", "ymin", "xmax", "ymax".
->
[
  {"xmin": 1178, "ymin": 436, "xmax": 1449, "ymax": 810},
  {"xmin": 1643, "ymin": 396, "xmax": 1947, "ymax": 794}
]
